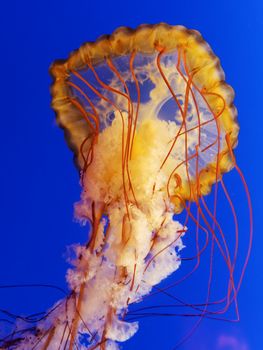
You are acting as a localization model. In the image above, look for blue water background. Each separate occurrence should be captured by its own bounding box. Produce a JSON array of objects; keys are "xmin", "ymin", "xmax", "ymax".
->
[{"xmin": 1, "ymin": 1, "xmax": 262, "ymax": 349}]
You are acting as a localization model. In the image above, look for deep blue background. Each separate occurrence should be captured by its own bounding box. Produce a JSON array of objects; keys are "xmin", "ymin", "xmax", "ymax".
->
[{"xmin": 1, "ymin": 1, "xmax": 262, "ymax": 349}]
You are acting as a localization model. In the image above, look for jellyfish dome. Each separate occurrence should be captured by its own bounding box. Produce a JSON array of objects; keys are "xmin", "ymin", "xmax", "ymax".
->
[{"xmin": 2, "ymin": 23, "xmax": 252, "ymax": 350}]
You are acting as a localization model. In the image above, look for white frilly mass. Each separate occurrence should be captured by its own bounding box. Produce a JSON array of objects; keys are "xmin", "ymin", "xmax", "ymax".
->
[{"xmin": 14, "ymin": 114, "xmax": 186, "ymax": 349}]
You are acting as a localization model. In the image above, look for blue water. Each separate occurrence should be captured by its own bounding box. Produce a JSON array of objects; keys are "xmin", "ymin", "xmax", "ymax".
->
[{"xmin": 1, "ymin": 1, "xmax": 262, "ymax": 349}]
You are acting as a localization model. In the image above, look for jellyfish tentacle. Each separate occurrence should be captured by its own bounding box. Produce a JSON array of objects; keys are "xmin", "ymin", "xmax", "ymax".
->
[
  {"xmin": 105, "ymin": 57, "xmax": 138, "ymax": 208},
  {"xmin": 225, "ymin": 133, "xmax": 253, "ymax": 293},
  {"xmin": 129, "ymin": 50, "xmax": 141, "ymax": 160}
]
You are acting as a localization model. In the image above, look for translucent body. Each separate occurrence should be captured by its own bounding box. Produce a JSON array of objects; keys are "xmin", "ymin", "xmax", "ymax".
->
[{"xmin": 1, "ymin": 24, "xmax": 252, "ymax": 350}]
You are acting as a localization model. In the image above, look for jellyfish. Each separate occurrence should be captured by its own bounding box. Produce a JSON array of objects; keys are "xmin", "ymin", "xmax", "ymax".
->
[{"xmin": 1, "ymin": 23, "xmax": 252, "ymax": 350}]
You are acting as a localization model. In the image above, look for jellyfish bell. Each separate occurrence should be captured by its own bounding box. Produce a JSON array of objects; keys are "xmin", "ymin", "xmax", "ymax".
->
[
  {"xmin": 2, "ymin": 23, "xmax": 252, "ymax": 350},
  {"xmin": 51, "ymin": 24, "xmax": 238, "ymax": 212}
]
